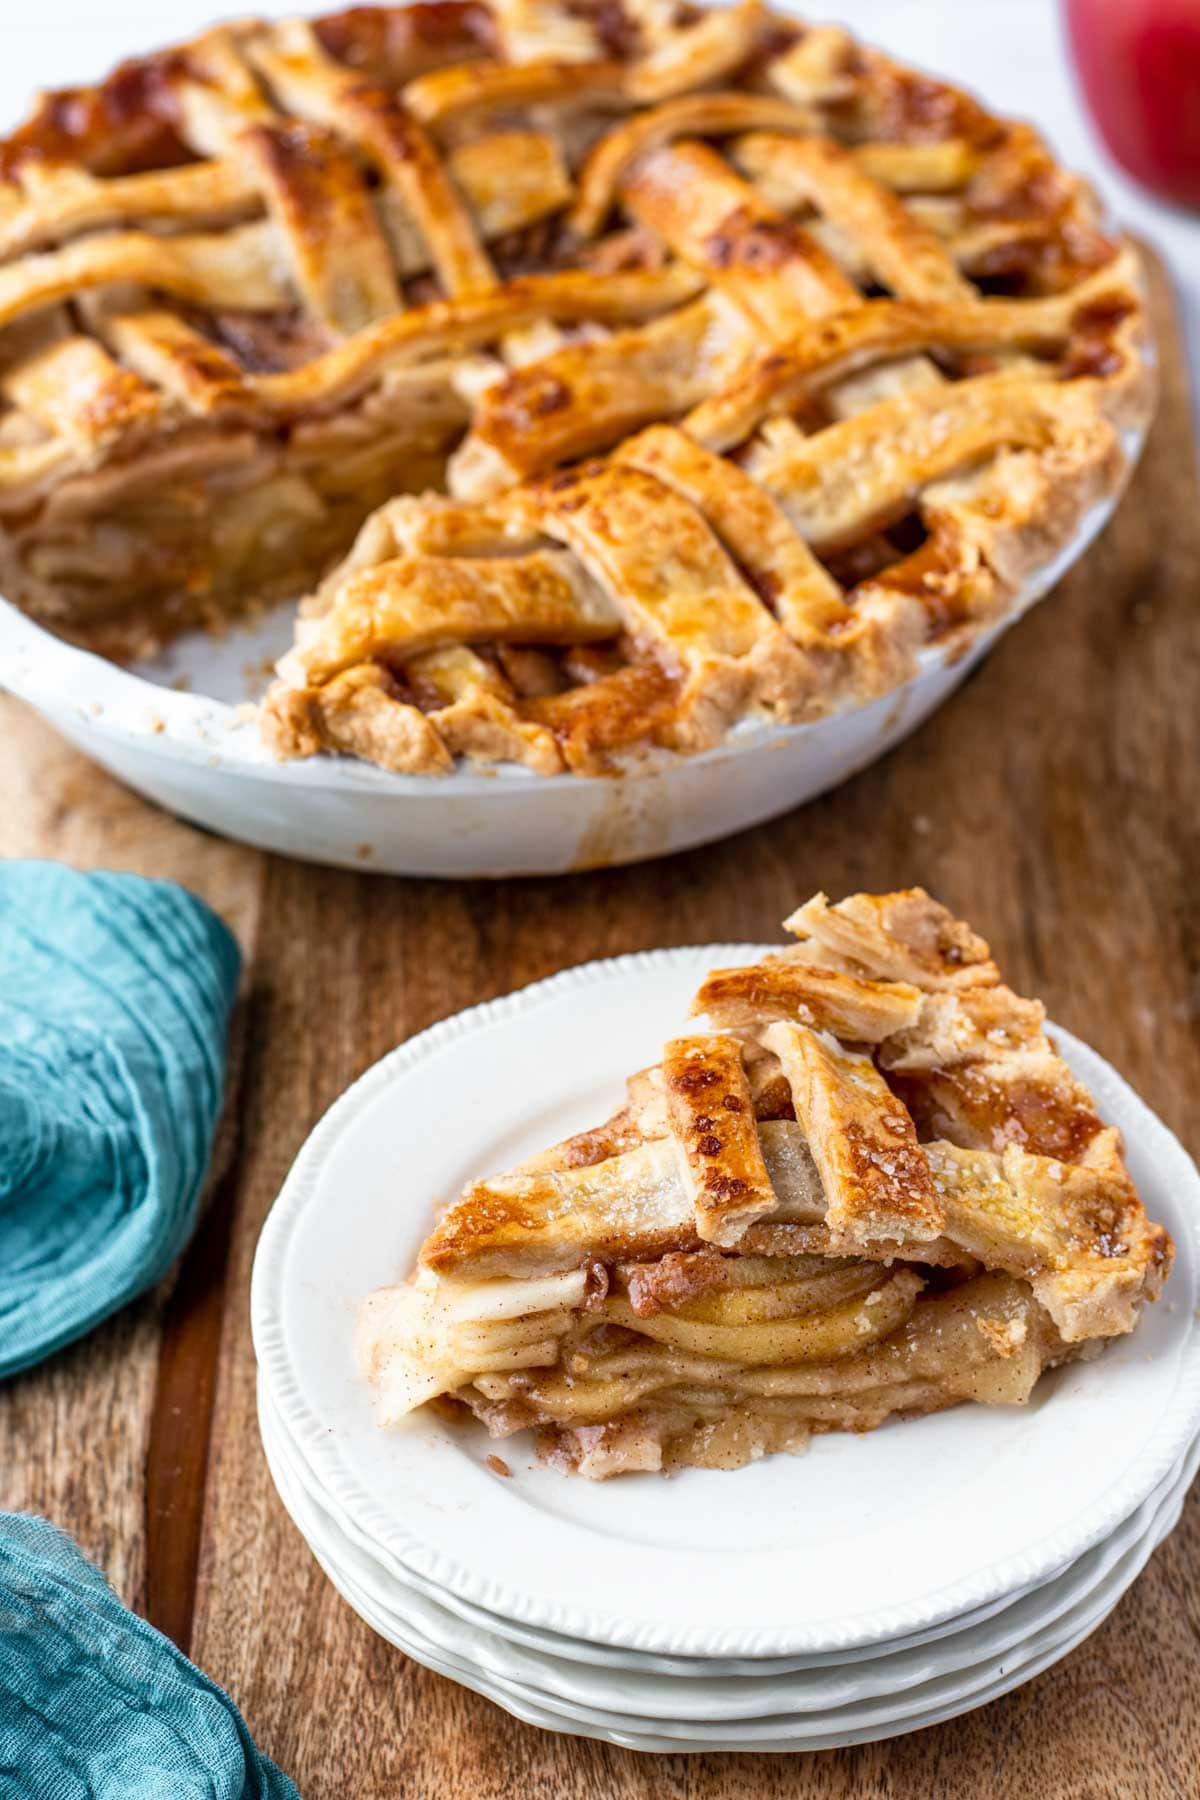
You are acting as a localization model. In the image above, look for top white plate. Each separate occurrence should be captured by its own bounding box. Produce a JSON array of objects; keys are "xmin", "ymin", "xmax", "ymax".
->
[{"xmin": 250, "ymin": 945, "xmax": 1200, "ymax": 1658}]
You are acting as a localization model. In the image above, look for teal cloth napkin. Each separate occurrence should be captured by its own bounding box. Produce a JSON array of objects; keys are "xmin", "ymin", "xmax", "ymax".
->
[
  {"xmin": 0, "ymin": 862, "xmax": 240, "ymax": 1378},
  {"xmin": 0, "ymin": 1514, "xmax": 300, "ymax": 1798}
]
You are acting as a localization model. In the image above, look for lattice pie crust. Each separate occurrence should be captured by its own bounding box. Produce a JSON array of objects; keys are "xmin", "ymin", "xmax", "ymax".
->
[
  {"xmin": 0, "ymin": 2, "xmax": 1152, "ymax": 775},
  {"xmin": 357, "ymin": 890, "xmax": 1172, "ymax": 1478}
]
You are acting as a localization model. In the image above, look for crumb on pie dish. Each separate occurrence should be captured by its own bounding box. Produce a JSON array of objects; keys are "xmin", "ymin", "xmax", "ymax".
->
[
  {"xmin": 0, "ymin": 1, "xmax": 1153, "ymax": 779},
  {"xmin": 356, "ymin": 889, "xmax": 1173, "ymax": 1479}
]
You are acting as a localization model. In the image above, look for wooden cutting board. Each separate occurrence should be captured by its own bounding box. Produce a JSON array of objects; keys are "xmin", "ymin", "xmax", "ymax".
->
[{"xmin": 2, "ymin": 246, "xmax": 1197, "ymax": 1799}]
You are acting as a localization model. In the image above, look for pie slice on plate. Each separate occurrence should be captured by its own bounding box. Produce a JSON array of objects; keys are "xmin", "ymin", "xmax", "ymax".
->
[{"xmin": 357, "ymin": 891, "xmax": 1172, "ymax": 1477}]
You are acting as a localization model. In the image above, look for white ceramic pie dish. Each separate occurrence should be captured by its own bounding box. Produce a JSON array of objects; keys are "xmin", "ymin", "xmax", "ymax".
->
[
  {"xmin": 259, "ymin": 1378, "xmax": 1198, "ymax": 1749},
  {"xmin": 250, "ymin": 944, "xmax": 1200, "ymax": 1660},
  {"xmin": 0, "ymin": 472, "xmax": 1136, "ymax": 878}
]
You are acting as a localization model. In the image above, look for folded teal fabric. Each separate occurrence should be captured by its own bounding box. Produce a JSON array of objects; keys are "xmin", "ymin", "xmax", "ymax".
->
[
  {"xmin": 0, "ymin": 1514, "xmax": 300, "ymax": 1798},
  {"xmin": 0, "ymin": 862, "xmax": 240, "ymax": 1378}
]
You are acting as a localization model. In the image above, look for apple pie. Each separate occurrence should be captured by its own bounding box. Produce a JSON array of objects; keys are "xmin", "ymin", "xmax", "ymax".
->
[
  {"xmin": 357, "ymin": 889, "xmax": 1172, "ymax": 1478},
  {"xmin": 0, "ymin": 2, "xmax": 1152, "ymax": 775}
]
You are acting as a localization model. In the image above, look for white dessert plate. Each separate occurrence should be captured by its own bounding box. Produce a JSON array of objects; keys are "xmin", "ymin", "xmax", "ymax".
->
[
  {"xmin": 259, "ymin": 1369, "xmax": 1131, "ymax": 1683},
  {"xmin": 0, "ymin": 474, "xmax": 1134, "ymax": 878},
  {"xmin": 264, "ymin": 1347, "xmax": 1094, "ymax": 1676},
  {"xmin": 250, "ymin": 944, "xmax": 1200, "ymax": 1660},
  {"xmin": 302, "ymin": 1520, "xmax": 1172, "ymax": 1750},
  {"xmin": 259, "ymin": 1390, "xmax": 1195, "ymax": 1749},
  {"xmin": 259, "ymin": 1372, "xmax": 1199, "ymax": 1722}
]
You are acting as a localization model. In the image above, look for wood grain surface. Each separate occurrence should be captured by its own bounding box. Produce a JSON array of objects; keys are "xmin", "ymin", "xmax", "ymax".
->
[{"xmin": 1, "ymin": 250, "xmax": 1197, "ymax": 1799}]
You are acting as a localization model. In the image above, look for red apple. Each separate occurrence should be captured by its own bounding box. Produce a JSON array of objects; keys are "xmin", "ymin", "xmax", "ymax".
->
[{"xmin": 1065, "ymin": 0, "xmax": 1200, "ymax": 207}]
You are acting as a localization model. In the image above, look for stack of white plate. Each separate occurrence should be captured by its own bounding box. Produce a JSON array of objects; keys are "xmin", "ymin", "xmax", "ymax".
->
[{"xmin": 251, "ymin": 949, "xmax": 1200, "ymax": 1752}]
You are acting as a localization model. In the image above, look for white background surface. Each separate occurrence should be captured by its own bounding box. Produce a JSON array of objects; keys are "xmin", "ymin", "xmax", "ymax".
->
[{"xmin": 4, "ymin": 0, "xmax": 1199, "ymax": 416}]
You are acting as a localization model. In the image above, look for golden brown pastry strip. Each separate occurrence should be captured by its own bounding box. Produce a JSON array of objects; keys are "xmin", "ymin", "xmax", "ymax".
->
[{"xmin": 662, "ymin": 1034, "xmax": 777, "ymax": 1245}]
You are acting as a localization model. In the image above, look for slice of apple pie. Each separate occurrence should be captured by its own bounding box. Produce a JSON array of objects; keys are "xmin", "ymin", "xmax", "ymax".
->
[{"xmin": 357, "ymin": 890, "xmax": 1172, "ymax": 1478}]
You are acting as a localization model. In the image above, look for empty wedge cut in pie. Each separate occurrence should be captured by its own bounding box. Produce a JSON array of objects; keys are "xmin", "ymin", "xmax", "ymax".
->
[
  {"xmin": 357, "ymin": 890, "xmax": 1173, "ymax": 1478},
  {"xmin": 0, "ymin": 3, "xmax": 1152, "ymax": 777}
]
